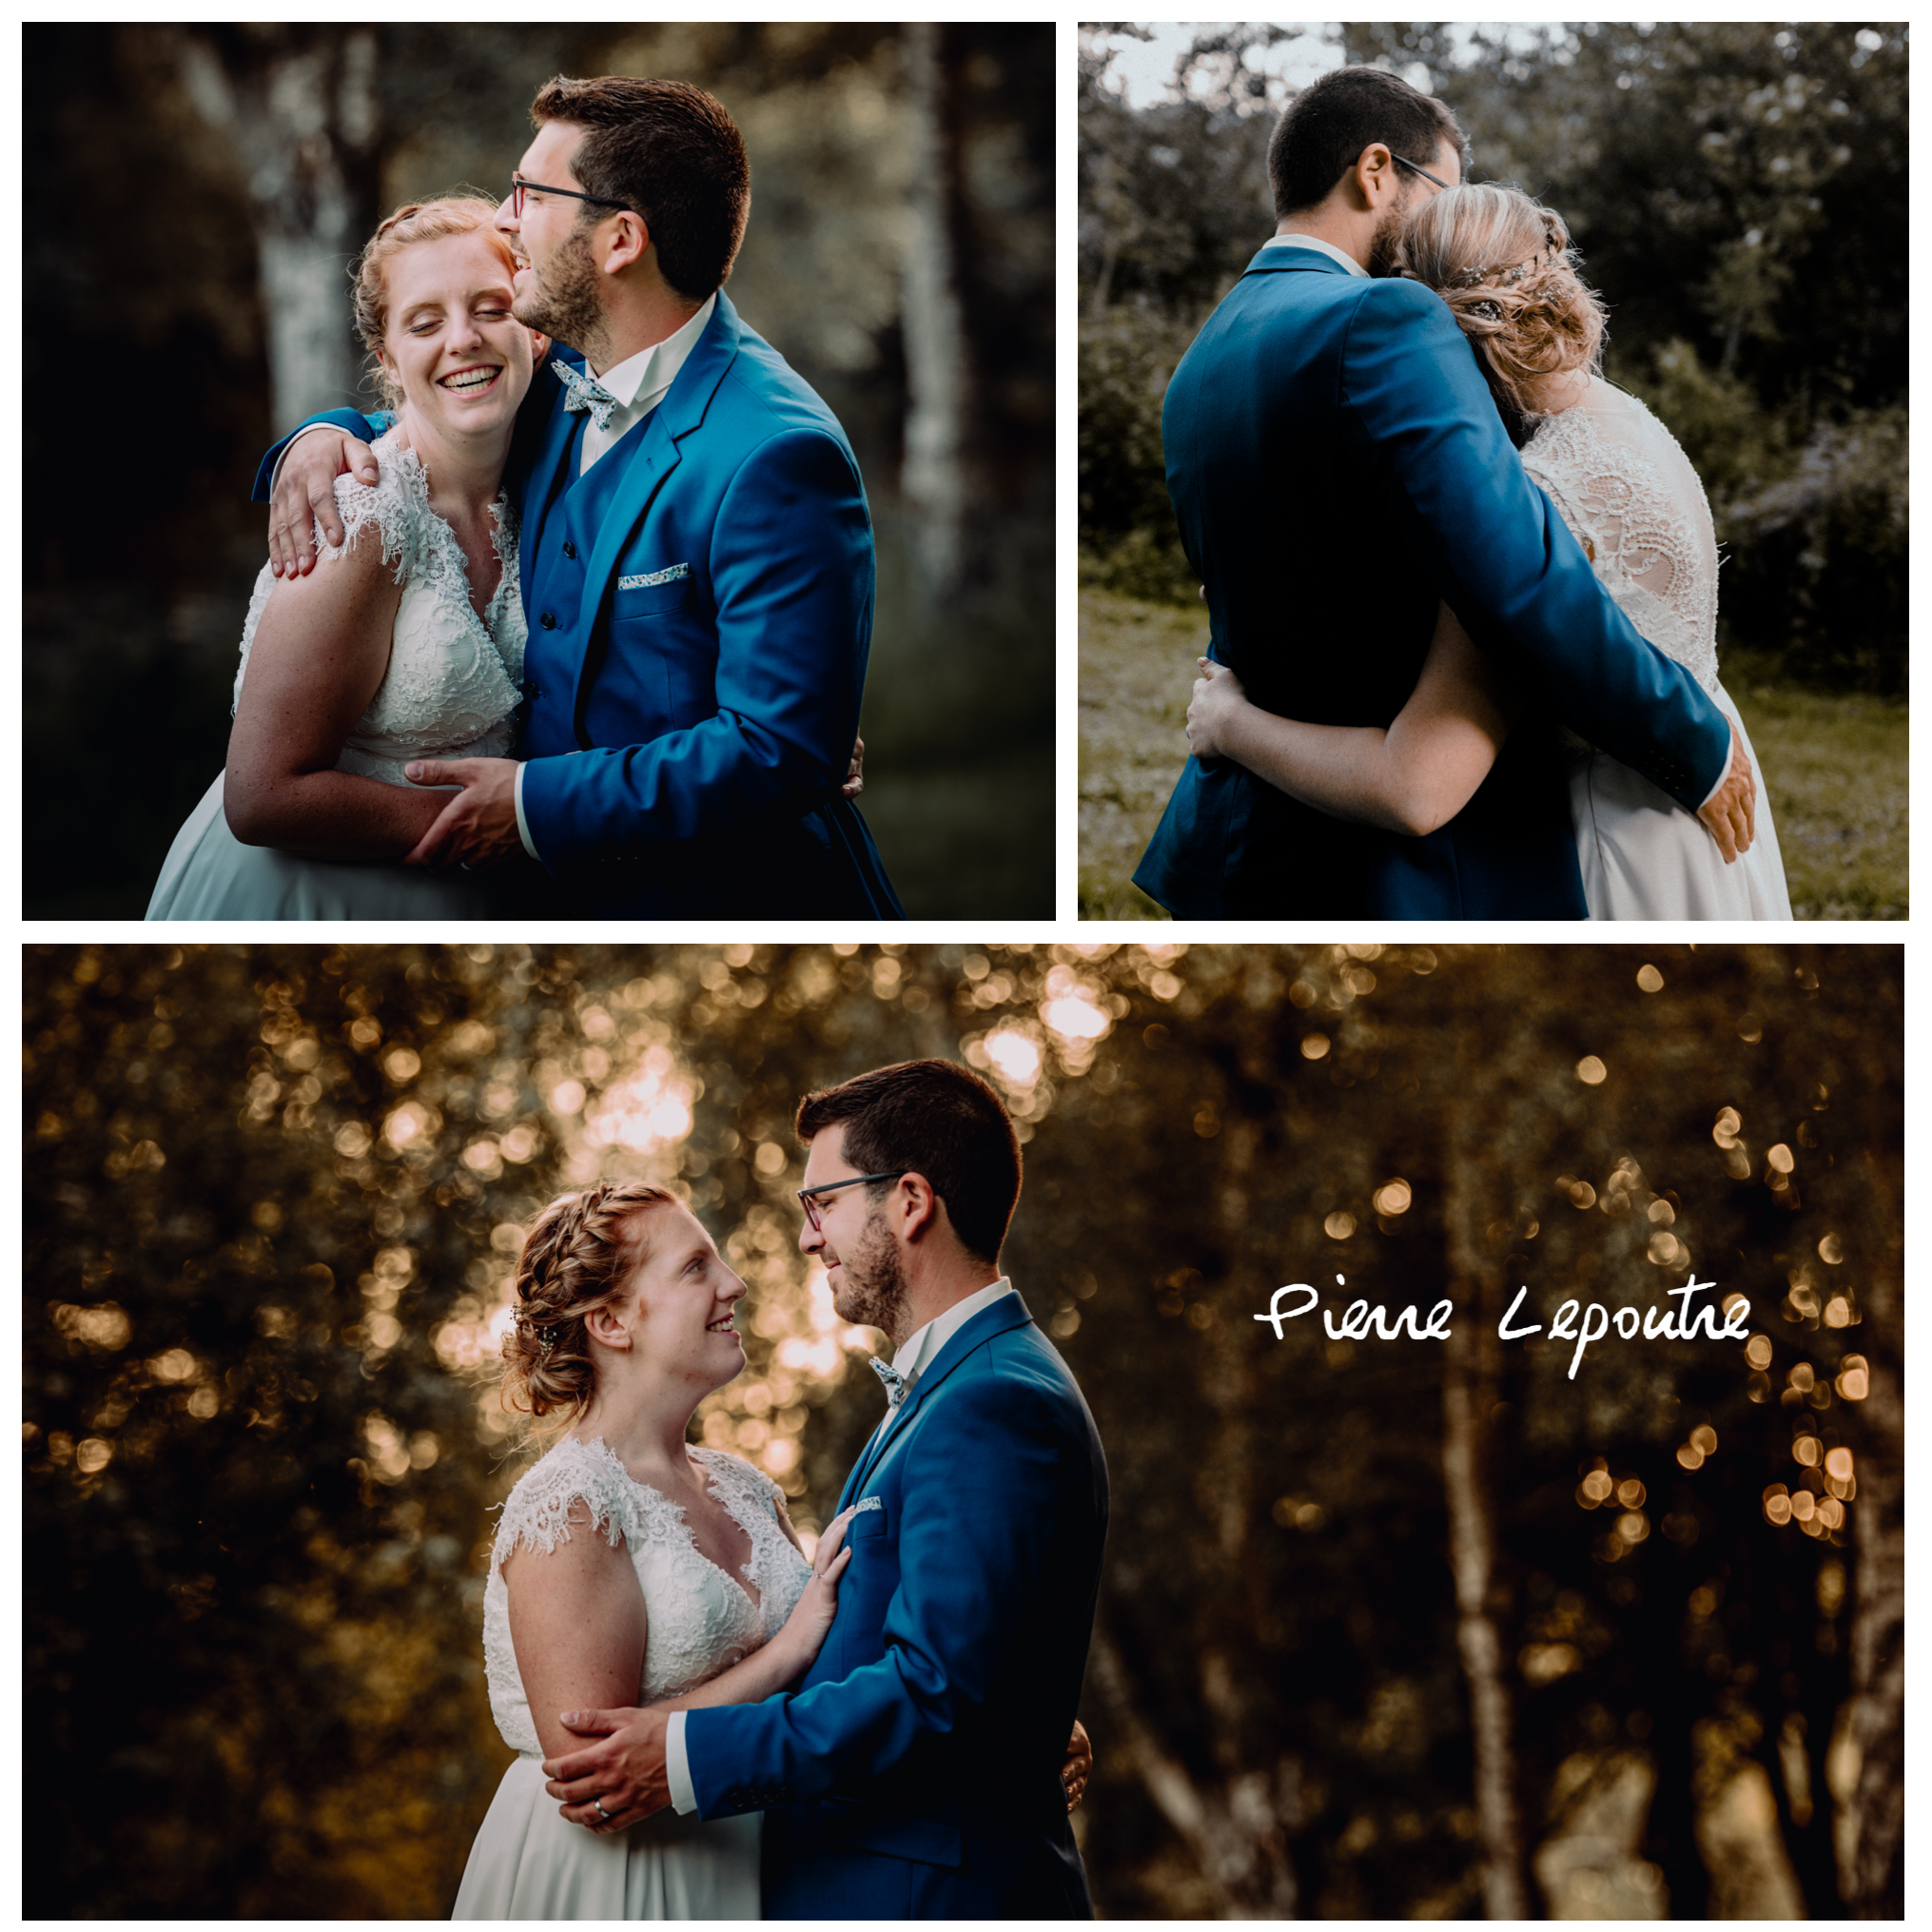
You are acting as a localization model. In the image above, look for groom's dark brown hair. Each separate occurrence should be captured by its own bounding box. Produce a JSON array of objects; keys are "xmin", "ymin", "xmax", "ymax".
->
[
  {"xmin": 795, "ymin": 1059, "xmax": 1022, "ymax": 1267},
  {"xmin": 531, "ymin": 74, "xmax": 751, "ymax": 299},
  {"xmin": 1269, "ymin": 65, "xmax": 1471, "ymax": 216}
]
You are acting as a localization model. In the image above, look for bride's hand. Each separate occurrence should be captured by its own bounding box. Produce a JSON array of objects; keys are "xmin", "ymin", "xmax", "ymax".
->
[
  {"xmin": 1185, "ymin": 657, "xmax": 1249, "ymax": 762},
  {"xmin": 774, "ymin": 1507, "xmax": 856, "ymax": 1669}
]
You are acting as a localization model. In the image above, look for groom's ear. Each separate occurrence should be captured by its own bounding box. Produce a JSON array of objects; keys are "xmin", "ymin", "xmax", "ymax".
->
[
  {"xmin": 896, "ymin": 1171, "xmax": 943, "ymax": 1244},
  {"xmin": 529, "ymin": 329, "xmax": 552, "ymax": 367}
]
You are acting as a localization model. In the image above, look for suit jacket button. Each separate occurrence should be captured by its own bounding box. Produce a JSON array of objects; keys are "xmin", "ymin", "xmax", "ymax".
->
[
  {"xmin": 562, "ymin": 540, "xmax": 576, "ymax": 559},
  {"xmin": 540, "ymin": 612, "xmax": 557, "ymax": 630},
  {"xmin": 526, "ymin": 682, "xmax": 541, "ymax": 701}
]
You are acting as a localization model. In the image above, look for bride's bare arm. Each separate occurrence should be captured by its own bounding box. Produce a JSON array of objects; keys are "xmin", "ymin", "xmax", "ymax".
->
[
  {"xmin": 503, "ymin": 1501, "xmax": 652, "ymax": 1764},
  {"xmin": 1185, "ymin": 600, "xmax": 1520, "ymax": 837},
  {"xmin": 223, "ymin": 520, "xmax": 450, "ymax": 859}
]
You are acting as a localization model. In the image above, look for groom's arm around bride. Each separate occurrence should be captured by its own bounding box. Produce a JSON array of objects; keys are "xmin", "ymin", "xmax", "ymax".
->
[{"xmin": 544, "ymin": 1061, "xmax": 1109, "ymax": 1920}]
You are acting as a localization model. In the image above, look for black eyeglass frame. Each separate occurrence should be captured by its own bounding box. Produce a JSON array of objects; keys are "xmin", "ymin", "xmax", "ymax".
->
[
  {"xmin": 796, "ymin": 1171, "xmax": 908, "ymax": 1230},
  {"xmin": 510, "ymin": 177, "xmax": 633, "ymax": 220},
  {"xmin": 1391, "ymin": 151, "xmax": 1452, "ymax": 193}
]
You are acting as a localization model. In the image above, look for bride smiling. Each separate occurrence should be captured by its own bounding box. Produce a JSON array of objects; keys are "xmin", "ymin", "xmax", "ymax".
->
[
  {"xmin": 454, "ymin": 1181, "xmax": 855, "ymax": 1919},
  {"xmin": 146, "ymin": 195, "xmax": 543, "ymax": 919}
]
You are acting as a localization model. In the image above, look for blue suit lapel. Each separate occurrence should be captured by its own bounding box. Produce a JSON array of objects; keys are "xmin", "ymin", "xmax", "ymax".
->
[
  {"xmin": 836, "ymin": 1293, "xmax": 1036, "ymax": 1505},
  {"xmin": 570, "ymin": 298, "xmax": 745, "ymax": 718},
  {"xmin": 516, "ymin": 358, "xmax": 584, "ymax": 594}
]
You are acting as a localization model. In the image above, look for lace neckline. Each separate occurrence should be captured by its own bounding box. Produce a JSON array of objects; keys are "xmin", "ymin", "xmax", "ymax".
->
[
  {"xmin": 372, "ymin": 430, "xmax": 518, "ymax": 644},
  {"xmin": 566, "ymin": 1435, "xmax": 767, "ymax": 1619}
]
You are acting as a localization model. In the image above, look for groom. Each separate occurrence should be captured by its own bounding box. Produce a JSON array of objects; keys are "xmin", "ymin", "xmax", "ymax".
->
[
  {"xmin": 261, "ymin": 75, "xmax": 901, "ymax": 918},
  {"xmin": 1133, "ymin": 64, "xmax": 1755, "ymax": 918},
  {"xmin": 541, "ymin": 1059, "xmax": 1109, "ymax": 1918}
]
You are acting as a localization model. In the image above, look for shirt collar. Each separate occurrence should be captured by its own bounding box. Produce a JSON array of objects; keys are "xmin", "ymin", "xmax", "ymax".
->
[
  {"xmin": 890, "ymin": 1278, "xmax": 1017, "ymax": 1388},
  {"xmin": 1261, "ymin": 231, "xmax": 1368, "ymax": 278},
  {"xmin": 588, "ymin": 290, "xmax": 718, "ymax": 404}
]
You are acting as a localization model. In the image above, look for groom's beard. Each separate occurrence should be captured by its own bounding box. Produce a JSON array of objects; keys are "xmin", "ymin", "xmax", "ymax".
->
[
  {"xmin": 828, "ymin": 1207, "xmax": 910, "ymax": 1339},
  {"xmin": 513, "ymin": 222, "xmax": 608, "ymax": 357},
  {"xmin": 1366, "ymin": 191, "xmax": 1418, "ymax": 278}
]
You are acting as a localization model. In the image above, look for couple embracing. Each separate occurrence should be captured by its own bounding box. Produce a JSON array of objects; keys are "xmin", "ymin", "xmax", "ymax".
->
[
  {"xmin": 453, "ymin": 1058, "xmax": 1106, "ymax": 1920},
  {"xmin": 149, "ymin": 75, "xmax": 899, "ymax": 921},
  {"xmin": 1134, "ymin": 65, "xmax": 1791, "ymax": 920}
]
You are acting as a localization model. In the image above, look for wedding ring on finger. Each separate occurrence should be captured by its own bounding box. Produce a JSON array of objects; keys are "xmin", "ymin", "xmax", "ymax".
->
[{"xmin": 594, "ymin": 1797, "xmax": 616, "ymax": 1824}]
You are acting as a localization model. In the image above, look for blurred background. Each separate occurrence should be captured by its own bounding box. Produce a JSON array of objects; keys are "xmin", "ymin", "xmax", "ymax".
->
[
  {"xmin": 26, "ymin": 941, "xmax": 1902, "ymax": 1917},
  {"xmin": 23, "ymin": 24, "xmax": 1053, "ymax": 919},
  {"xmin": 1078, "ymin": 23, "xmax": 1907, "ymax": 919}
]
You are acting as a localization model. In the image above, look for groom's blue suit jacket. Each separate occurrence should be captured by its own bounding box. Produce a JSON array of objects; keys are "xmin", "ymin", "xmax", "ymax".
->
[
  {"xmin": 255, "ymin": 295, "xmax": 902, "ymax": 918},
  {"xmin": 1133, "ymin": 244, "xmax": 1733, "ymax": 919},
  {"xmin": 682, "ymin": 1293, "xmax": 1108, "ymax": 1920}
]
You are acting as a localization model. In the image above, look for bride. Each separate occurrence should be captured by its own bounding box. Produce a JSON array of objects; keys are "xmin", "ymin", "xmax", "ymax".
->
[
  {"xmin": 455, "ymin": 1181, "xmax": 855, "ymax": 1919},
  {"xmin": 1183, "ymin": 184, "xmax": 1792, "ymax": 920},
  {"xmin": 147, "ymin": 196, "xmax": 540, "ymax": 920}
]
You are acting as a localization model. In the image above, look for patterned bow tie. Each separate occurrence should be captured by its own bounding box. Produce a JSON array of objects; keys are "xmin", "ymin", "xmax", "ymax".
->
[
  {"xmin": 553, "ymin": 359, "xmax": 620, "ymax": 431},
  {"xmin": 869, "ymin": 1356, "xmax": 909, "ymax": 1410}
]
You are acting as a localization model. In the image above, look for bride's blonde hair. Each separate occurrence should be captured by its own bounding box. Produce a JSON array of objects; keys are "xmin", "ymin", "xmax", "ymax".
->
[
  {"xmin": 348, "ymin": 194, "xmax": 519, "ymax": 408},
  {"xmin": 1398, "ymin": 184, "xmax": 1606, "ymax": 426}
]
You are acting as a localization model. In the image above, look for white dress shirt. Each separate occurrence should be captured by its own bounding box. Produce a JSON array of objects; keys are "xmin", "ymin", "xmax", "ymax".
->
[
  {"xmin": 510, "ymin": 292, "xmax": 717, "ymax": 857},
  {"xmin": 1260, "ymin": 230, "xmax": 1367, "ymax": 275},
  {"xmin": 665, "ymin": 1277, "xmax": 1020, "ymax": 1815}
]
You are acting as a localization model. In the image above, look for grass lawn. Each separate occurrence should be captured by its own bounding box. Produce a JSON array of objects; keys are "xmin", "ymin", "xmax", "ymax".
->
[{"xmin": 1079, "ymin": 585, "xmax": 1906, "ymax": 922}]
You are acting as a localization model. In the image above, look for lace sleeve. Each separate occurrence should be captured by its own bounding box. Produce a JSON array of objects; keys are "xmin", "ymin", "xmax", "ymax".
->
[
  {"xmin": 492, "ymin": 1437, "xmax": 636, "ymax": 1573},
  {"xmin": 229, "ymin": 433, "xmax": 423, "ymax": 715}
]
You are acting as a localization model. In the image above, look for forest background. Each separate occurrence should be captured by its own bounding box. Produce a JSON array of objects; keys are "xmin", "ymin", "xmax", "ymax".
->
[
  {"xmin": 1078, "ymin": 23, "xmax": 1908, "ymax": 920},
  {"xmin": 24, "ymin": 24, "xmax": 1053, "ymax": 919},
  {"xmin": 25, "ymin": 941, "xmax": 1902, "ymax": 1919}
]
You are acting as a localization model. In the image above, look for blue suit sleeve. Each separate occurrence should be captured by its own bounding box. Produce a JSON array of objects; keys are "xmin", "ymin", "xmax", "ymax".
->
[
  {"xmin": 250, "ymin": 410, "xmax": 390, "ymax": 503},
  {"xmin": 1339, "ymin": 283, "xmax": 1730, "ymax": 810},
  {"xmin": 679, "ymin": 1373, "xmax": 1064, "ymax": 1815},
  {"xmin": 518, "ymin": 427, "xmax": 872, "ymax": 860}
]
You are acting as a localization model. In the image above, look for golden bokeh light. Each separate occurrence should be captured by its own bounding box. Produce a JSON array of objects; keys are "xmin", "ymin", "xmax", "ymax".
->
[
  {"xmin": 1824, "ymin": 1447, "xmax": 1854, "ymax": 1481},
  {"xmin": 1373, "ymin": 1179, "xmax": 1413, "ymax": 1216},
  {"xmin": 1836, "ymin": 1356, "xmax": 1870, "ymax": 1399},
  {"xmin": 1690, "ymin": 1425, "xmax": 1718, "ymax": 1455},
  {"xmin": 1745, "ymin": 1335, "xmax": 1773, "ymax": 1369},
  {"xmin": 1576, "ymin": 1056, "xmax": 1607, "ymax": 1085},
  {"xmin": 1324, "ymin": 1211, "xmax": 1356, "ymax": 1240},
  {"xmin": 1301, "ymin": 1033, "xmax": 1331, "ymax": 1061},
  {"xmin": 1636, "ymin": 965, "xmax": 1665, "ymax": 992}
]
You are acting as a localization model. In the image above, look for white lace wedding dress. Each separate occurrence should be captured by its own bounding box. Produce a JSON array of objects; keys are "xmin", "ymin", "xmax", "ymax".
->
[
  {"xmin": 145, "ymin": 431, "xmax": 526, "ymax": 920},
  {"xmin": 452, "ymin": 1437, "xmax": 811, "ymax": 1920},
  {"xmin": 1524, "ymin": 379, "xmax": 1791, "ymax": 919}
]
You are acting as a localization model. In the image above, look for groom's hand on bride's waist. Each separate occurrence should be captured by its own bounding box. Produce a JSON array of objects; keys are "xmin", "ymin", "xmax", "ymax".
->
[
  {"xmin": 268, "ymin": 429, "xmax": 379, "ymax": 579},
  {"xmin": 402, "ymin": 758, "xmax": 524, "ymax": 870},
  {"xmin": 543, "ymin": 1704, "xmax": 673, "ymax": 1833}
]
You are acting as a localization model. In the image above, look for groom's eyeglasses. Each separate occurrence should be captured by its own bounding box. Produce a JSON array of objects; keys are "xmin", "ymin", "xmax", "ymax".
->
[
  {"xmin": 509, "ymin": 177, "xmax": 633, "ymax": 220},
  {"xmin": 1392, "ymin": 152, "xmax": 1452, "ymax": 193},
  {"xmin": 797, "ymin": 1172, "xmax": 907, "ymax": 1231}
]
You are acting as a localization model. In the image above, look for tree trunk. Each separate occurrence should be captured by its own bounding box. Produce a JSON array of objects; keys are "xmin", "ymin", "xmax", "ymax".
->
[
  {"xmin": 1088, "ymin": 1630, "xmax": 1299, "ymax": 1917},
  {"xmin": 175, "ymin": 26, "xmax": 383, "ymax": 429},
  {"xmin": 899, "ymin": 21, "xmax": 969, "ymax": 599},
  {"xmin": 1442, "ymin": 1098, "xmax": 1532, "ymax": 1919},
  {"xmin": 1839, "ymin": 1150, "xmax": 1903, "ymax": 1914}
]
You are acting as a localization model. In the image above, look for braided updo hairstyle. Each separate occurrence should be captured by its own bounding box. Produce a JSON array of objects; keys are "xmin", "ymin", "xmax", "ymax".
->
[
  {"xmin": 500, "ymin": 1181, "xmax": 678, "ymax": 1431},
  {"xmin": 1397, "ymin": 184, "xmax": 1607, "ymax": 429},
  {"xmin": 348, "ymin": 195, "xmax": 519, "ymax": 408}
]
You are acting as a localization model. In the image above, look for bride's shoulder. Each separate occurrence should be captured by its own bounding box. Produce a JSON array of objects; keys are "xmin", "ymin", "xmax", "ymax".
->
[
  {"xmin": 494, "ymin": 1434, "xmax": 637, "ymax": 1565},
  {"xmin": 320, "ymin": 428, "xmax": 430, "ymax": 580}
]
